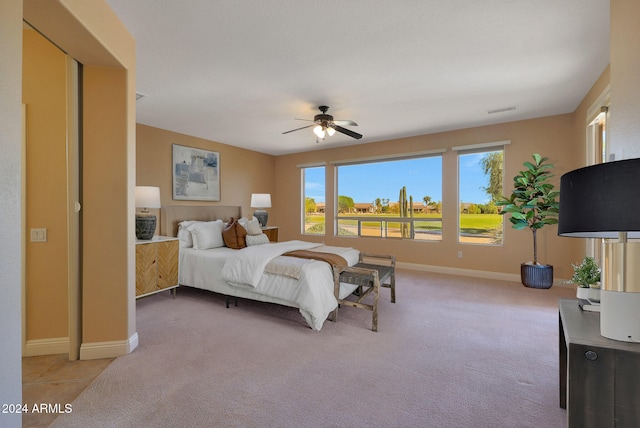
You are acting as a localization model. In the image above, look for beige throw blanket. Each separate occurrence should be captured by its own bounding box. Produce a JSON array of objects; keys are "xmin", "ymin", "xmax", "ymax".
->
[
  {"xmin": 263, "ymin": 249, "xmax": 348, "ymax": 280},
  {"xmin": 283, "ymin": 249, "xmax": 348, "ymax": 269},
  {"xmin": 263, "ymin": 256, "xmax": 312, "ymax": 279}
]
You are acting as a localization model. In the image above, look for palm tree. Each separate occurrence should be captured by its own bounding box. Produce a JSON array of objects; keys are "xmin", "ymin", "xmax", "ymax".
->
[{"xmin": 423, "ymin": 196, "xmax": 431, "ymax": 213}]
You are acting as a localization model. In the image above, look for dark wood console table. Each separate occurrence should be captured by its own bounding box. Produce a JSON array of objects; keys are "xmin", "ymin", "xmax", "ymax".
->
[{"xmin": 559, "ymin": 299, "xmax": 640, "ymax": 427}]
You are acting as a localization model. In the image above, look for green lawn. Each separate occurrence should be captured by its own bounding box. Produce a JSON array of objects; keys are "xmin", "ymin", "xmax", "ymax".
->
[{"xmin": 459, "ymin": 214, "xmax": 502, "ymax": 234}]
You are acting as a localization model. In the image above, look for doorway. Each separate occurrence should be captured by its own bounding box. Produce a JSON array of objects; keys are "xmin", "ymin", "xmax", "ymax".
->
[{"xmin": 22, "ymin": 24, "xmax": 81, "ymax": 360}]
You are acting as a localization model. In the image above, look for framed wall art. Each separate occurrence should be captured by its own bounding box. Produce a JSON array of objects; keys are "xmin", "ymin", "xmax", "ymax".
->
[{"xmin": 172, "ymin": 144, "xmax": 220, "ymax": 201}]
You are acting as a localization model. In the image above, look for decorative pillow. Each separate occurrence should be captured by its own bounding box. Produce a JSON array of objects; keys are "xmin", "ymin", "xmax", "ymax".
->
[
  {"xmin": 246, "ymin": 216, "xmax": 263, "ymax": 235},
  {"xmin": 222, "ymin": 218, "xmax": 247, "ymax": 249},
  {"xmin": 237, "ymin": 217, "xmax": 248, "ymax": 228},
  {"xmin": 188, "ymin": 220, "xmax": 224, "ymax": 250},
  {"xmin": 177, "ymin": 220, "xmax": 204, "ymax": 248},
  {"xmin": 238, "ymin": 216, "xmax": 263, "ymax": 235},
  {"xmin": 246, "ymin": 233, "xmax": 270, "ymax": 246}
]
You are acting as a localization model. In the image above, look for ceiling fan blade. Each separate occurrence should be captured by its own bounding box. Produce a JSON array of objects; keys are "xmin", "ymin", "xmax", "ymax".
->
[
  {"xmin": 282, "ymin": 124, "xmax": 314, "ymax": 135},
  {"xmin": 332, "ymin": 124, "xmax": 363, "ymax": 139},
  {"xmin": 333, "ymin": 120, "xmax": 358, "ymax": 126},
  {"xmin": 294, "ymin": 118, "xmax": 315, "ymax": 122}
]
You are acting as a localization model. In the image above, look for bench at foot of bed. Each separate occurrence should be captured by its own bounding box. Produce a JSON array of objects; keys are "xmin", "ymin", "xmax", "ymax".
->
[{"xmin": 332, "ymin": 253, "xmax": 396, "ymax": 332}]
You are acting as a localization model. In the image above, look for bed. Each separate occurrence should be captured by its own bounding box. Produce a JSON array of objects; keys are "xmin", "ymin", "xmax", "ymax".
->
[{"xmin": 160, "ymin": 205, "xmax": 363, "ymax": 331}]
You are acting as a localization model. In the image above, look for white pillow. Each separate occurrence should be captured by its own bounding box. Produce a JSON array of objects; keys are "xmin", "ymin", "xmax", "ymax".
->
[
  {"xmin": 188, "ymin": 220, "xmax": 224, "ymax": 250},
  {"xmin": 238, "ymin": 216, "xmax": 263, "ymax": 235},
  {"xmin": 246, "ymin": 233, "xmax": 270, "ymax": 246},
  {"xmin": 246, "ymin": 217, "xmax": 263, "ymax": 235},
  {"xmin": 237, "ymin": 217, "xmax": 249, "ymax": 230},
  {"xmin": 177, "ymin": 220, "xmax": 203, "ymax": 248}
]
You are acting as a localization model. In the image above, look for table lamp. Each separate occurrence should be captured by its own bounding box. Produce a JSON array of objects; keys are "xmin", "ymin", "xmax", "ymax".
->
[
  {"xmin": 558, "ymin": 158, "xmax": 640, "ymax": 342},
  {"xmin": 251, "ymin": 193, "xmax": 271, "ymax": 227},
  {"xmin": 135, "ymin": 186, "xmax": 161, "ymax": 240}
]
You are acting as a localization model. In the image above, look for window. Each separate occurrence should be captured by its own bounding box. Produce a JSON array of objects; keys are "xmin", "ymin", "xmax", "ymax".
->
[
  {"xmin": 586, "ymin": 103, "xmax": 609, "ymax": 261},
  {"xmin": 302, "ymin": 165, "xmax": 325, "ymax": 235},
  {"xmin": 335, "ymin": 155, "xmax": 443, "ymax": 240},
  {"xmin": 457, "ymin": 148, "xmax": 504, "ymax": 245}
]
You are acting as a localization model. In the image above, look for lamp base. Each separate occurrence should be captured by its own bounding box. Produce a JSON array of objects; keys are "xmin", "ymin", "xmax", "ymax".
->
[
  {"xmin": 600, "ymin": 241, "xmax": 640, "ymax": 342},
  {"xmin": 254, "ymin": 209, "xmax": 268, "ymax": 227},
  {"xmin": 601, "ymin": 290, "xmax": 640, "ymax": 343},
  {"xmin": 136, "ymin": 213, "xmax": 156, "ymax": 240}
]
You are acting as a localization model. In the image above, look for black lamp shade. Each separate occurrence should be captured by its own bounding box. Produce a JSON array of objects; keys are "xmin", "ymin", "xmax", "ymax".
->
[{"xmin": 558, "ymin": 158, "xmax": 640, "ymax": 238}]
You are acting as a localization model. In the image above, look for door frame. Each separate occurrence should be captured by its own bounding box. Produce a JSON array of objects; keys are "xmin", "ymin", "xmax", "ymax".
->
[
  {"xmin": 585, "ymin": 85, "xmax": 610, "ymax": 260},
  {"xmin": 66, "ymin": 56, "xmax": 81, "ymax": 361}
]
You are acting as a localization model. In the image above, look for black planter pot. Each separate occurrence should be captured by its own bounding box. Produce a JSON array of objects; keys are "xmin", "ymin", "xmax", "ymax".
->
[{"xmin": 521, "ymin": 263, "xmax": 553, "ymax": 289}]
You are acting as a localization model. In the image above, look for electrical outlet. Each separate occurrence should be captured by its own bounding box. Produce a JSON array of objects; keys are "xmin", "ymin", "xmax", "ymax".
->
[
  {"xmin": 458, "ymin": 251, "xmax": 463, "ymax": 258},
  {"xmin": 30, "ymin": 228, "xmax": 47, "ymax": 242}
]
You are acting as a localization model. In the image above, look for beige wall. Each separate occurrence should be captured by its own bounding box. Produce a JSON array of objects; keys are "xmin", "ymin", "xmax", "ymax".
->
[
  {"xmin": 610, "ymin": 0, "xmax": 640, "ymax": 160},
  {"xmin": 275, "ymin": 114, "xmax": 584, "ymax": 280},
  {"xmin": 22, "ymin": 29, "xmax": 69, "ymax": 342},
  {"xmin": 136, "ymin": 124, "xmax": 277, "ymax": 227},
  {"xmin": 82, "ymin": 65, "xmax": 132, "ymax": 343},
  {"xmin": 573, "ymin": 65, "xmax": 610, "ymax": 154}
]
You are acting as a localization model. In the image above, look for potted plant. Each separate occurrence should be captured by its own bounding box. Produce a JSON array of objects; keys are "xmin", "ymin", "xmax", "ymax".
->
[
  {"xmin": 497, "ymin": 154, "xmax": 560, "ymax": 288},
  {"xmin": 570, "ymin": 256, "xmax": 601, "ymax": 300}
]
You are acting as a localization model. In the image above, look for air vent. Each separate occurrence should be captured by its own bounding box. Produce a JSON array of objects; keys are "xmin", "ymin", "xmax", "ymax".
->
[{"xmin": 487, "ymin": 106, "xmax": 516, "ymax": 114}]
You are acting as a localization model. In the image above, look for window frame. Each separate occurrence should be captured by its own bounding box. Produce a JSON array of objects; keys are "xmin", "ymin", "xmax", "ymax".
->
[
  {"xmin": 332, "ymin": 151, "xmax": 445, "ymax": 241},
  {"xmin": 454, "ymin": 141, "xmax": 509, "ymax": 246},
  {"xmin": 300, "ymin": 163, "xmax": 326, "ymax": 236}
]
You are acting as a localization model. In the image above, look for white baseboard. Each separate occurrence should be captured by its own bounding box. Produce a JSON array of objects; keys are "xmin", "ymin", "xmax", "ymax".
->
[
  {"xmin": 24, "ymin": 337, "xmax": 69, "ymax": 356},
  {"xmin": 397, "ymin": 262, "xmax": 571, "ymax": 285},
  {"xmin": 79, "ymin": 332, "xmax": 139, "ymax": 360},
  {"xmin": 397, "ymin": 261, "xmax": 521, "ymax": 282}
]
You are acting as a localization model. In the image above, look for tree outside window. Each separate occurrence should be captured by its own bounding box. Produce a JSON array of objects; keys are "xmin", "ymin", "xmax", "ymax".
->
[
  {"xmin": 458, "ymin": 149, "xmax": 504, "ymax": 245},
  {"xmin": 302, "ymin": 166, "xmax": 325, "ymax": 235}
]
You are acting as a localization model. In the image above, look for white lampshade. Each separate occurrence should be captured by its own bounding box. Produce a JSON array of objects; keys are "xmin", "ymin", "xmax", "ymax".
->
[
  {"xmin": 326, "ymin": 127, "xmax": 336, "ymax": 136},
  {"xmin": 251, "ymin": 193, "xmax": 271, "ymax": 208},
  {"xmin": 313, "ymin": 125, "xmax": 326, "ymax": 139},
  {"xmin": 135, "ymin": 186, "xmax": 161, "ymax": 209}
]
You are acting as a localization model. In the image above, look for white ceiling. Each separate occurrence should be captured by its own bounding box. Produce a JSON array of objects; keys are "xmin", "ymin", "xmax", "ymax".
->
[{"xmin": 105, "ymin": 0, "xmax": 610, "ymax": 156}]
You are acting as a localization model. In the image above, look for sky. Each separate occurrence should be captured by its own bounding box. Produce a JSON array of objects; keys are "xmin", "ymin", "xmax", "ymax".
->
[{"xmin": 304, "ymin": 153, "xmax": 494, "ymax": 205}]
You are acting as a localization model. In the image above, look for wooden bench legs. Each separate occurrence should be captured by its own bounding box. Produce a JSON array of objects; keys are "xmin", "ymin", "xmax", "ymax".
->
[{"xmin": 332, "ymin": 253, "xmax": 396, "ymax": 332}]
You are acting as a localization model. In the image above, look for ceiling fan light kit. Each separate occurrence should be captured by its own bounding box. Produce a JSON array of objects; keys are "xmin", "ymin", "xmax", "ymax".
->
[{"xmin": 283, "ymin": 106, "xmax": 362, "ymax": 141}]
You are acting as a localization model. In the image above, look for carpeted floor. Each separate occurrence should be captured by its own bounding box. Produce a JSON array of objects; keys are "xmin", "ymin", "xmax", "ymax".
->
[{"xmin": 51, "ymin": 269, "xmax": 574, "ymax": 428}]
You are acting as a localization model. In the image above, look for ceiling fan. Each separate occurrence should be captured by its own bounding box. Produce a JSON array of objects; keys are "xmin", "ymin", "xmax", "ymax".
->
[{"xmin": 282, "ymin": 106, "xmax": 362, "ymax": 140}]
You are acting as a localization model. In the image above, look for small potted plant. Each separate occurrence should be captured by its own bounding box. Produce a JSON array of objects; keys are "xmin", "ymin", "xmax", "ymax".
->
[
  {"xmin": 497, "ymin": 154, "xmax": 560, "ymax": 288},
  {"xmin": 570, "ymin": 256, "xmax": 601, "ymax": 301}
]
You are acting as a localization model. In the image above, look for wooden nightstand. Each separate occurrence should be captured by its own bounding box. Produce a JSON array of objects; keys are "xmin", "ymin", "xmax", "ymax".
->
[
  {"xmin": 262, "ymin": 226, "xmax": 278, "ymax": 242},
  {"xmin": 135, "ymin": 236, "xmax": 179, "ymax": 298}
]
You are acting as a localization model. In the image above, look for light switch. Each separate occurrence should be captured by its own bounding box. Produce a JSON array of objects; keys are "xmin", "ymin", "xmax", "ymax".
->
[{"xmin": 30, "ymin": 228, "xmax": 47, "ymax": 242}]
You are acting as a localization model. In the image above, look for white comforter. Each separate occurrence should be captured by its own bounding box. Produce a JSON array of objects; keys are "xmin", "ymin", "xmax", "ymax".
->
[{"xmin": 221, "ymin": 240, "xmax": 321, "ymax": 287}]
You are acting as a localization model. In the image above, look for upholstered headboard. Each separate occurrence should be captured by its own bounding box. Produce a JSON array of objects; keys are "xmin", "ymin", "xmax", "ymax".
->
[{"xmin": 160, "ymin": 205, "xmax": 242, "ymax": 237}]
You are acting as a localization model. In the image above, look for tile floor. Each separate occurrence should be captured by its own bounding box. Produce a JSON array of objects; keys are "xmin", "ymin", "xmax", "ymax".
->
[{"xmin": 22, "ymin": 354, "xmax": 113, "ymax": 427}]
